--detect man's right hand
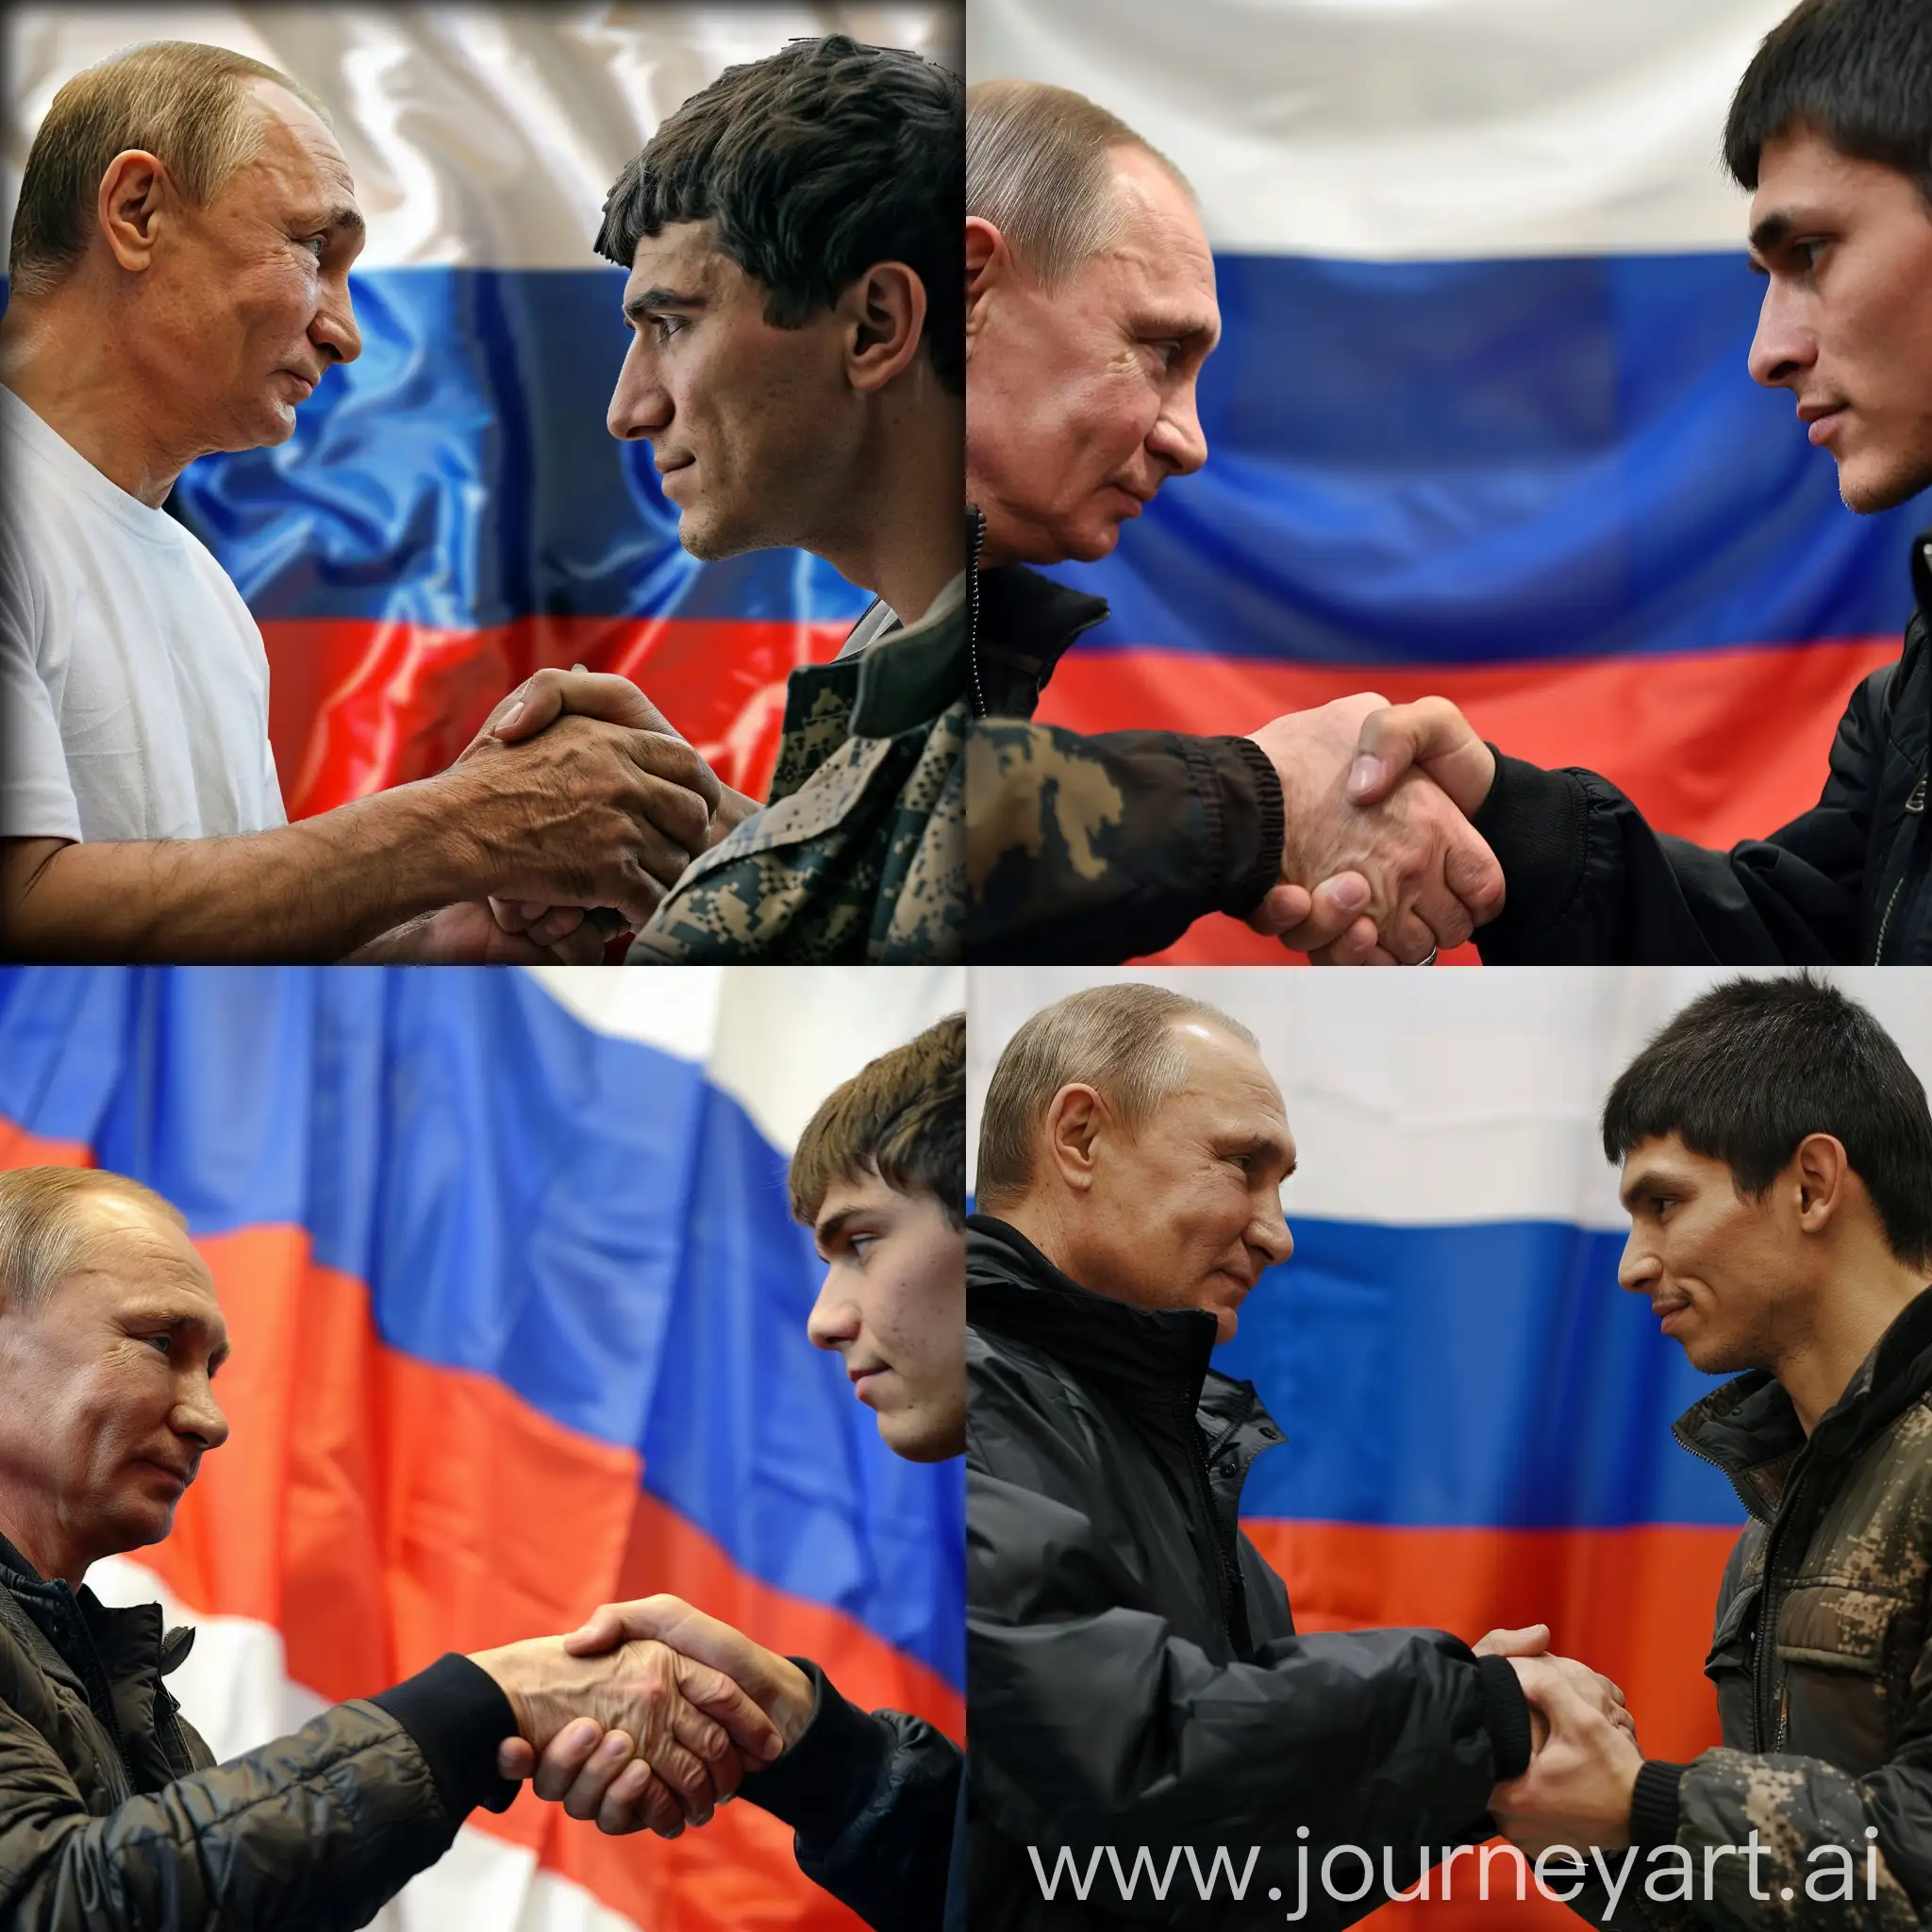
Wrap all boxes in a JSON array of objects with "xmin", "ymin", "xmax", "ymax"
[
  {"xmin": 442, "ymin": 709, "xmax": 723, "ymax": 929},
  {"xmin": 1243, "ymin": 693, "xmax": 1504, "ymax": 962},
  {"xmin": 471, "ymin": 1633, "xmax": 783, "ymax": 1836}
]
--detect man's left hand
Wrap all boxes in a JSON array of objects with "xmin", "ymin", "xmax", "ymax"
[{"xmin": 1491, "ymin": 1673, "xmax": 1645, "ymax": 1856}]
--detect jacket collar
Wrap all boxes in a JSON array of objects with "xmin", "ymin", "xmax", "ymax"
[
  {"xmin": 966, "ymin": 508, "xmax": 1111, "ymax": 721},
  {"xmin": 1674, "ymin": 1281, "xmax": 1932, "ymax": 1520},
  {"xmin": 967, "ymin": 1213, "xmax": 1224, "ymax": 1412}
]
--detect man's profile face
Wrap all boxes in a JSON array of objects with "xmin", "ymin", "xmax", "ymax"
[
  {"xmin": 608, "ymin": 221, "xmax": 853, "ymax": 560},
  {"xmin": 1071, "ymin": 1024, "xmax": 1294, "ymax": 1342},
  {"xmin": 968, "ymin": 147, "xmax": 1219, "ymax": 565},
  {"xmin": 1747, "ymin": 125, "xmax": 1932, "ymax": 513},
  {"xmin": 1616, "ymin": 1134, "xmax": 1808, "ymax": 1375},
  {"xmin": 149, "ymin": 80, "xmax": 364, "ymax": 457},
  {"xmin": 807, "ymin": 1169, "xmax": 965, "ymax": 1461},
  {"xmin": 0, "ymin": 1197, "xmax": 230, "ymax": 1575}
]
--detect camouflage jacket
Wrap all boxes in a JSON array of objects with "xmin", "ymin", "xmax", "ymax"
[
  {"xmin": 964, "ymin": 549, "xmax": 1286, "ymax": 963},
  {"xmin": 627, "ymin": 588, "xmax": 965, "ymax": 964},
  {"xmin": 1574, "ymin": 1287, "xmax": 1932, "ymax": 1931}
]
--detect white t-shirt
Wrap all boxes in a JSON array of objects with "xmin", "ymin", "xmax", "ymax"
[{"xmin": 0, "ymin": 385, "xmax": 285, "ymax": 843}]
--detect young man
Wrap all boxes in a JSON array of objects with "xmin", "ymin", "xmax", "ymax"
[
  {"xmin": 493, "ymin": 34, "xmax": 968, "ymax": 963},
  {"xmin": 504, "ymin": 1013, "xmax": 967, "ymax": 1930},
  {"xmin": 1490, "ymin": 975, "xmax": 1932, "ymax": 1926},
  {"xmin": 1323, "ymin": 0, "xmax": 1932, "ymax": 966}
]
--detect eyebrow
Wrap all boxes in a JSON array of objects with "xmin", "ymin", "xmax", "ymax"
[
  {"xmin": 1138, "ymin": 312, "xmax": 1219, "ymax": 350},
  {"xmin": 625, "ymin": 285, "xmax": 707, "ymax": 322},
  {"xmin": 126, "ymin": 1306, "xmax": 231, "ymax": 1367}
]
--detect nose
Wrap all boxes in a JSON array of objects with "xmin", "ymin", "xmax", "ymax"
[
  {"xmin": 806, "ymin": 1269, "xmax": 859, "ymax": 1353},
  {"xmin": 174, "ymin": 1375, "xmax": 229, "ymax": 1454},
  {"xmin": 607, "ymin": 335, "xmax": 671, "ymax": 442},
  {"xmin": 1249, "ymin": 1196, "xmax": 1293, "ymax": 1271},
  {"xmin": 311, "ymin": 274, "xmax": 361, "ymax": 367},
  {"xmin": 1746, "ymin": 278, "xmax": 1814, "ymax": 391},
  {"xmin": 1146, "ymin": 375, "xmax": 1208, "ymax": 477},
  {"xmin": 1617, "ymin": 1227, "xmax": 1661, "ymax": 1296}
]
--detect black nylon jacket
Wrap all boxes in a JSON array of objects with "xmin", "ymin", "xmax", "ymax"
[
  {"xmin": 1472, "ymin": 530, "xmax": 1932, "ymax": 964},
  {"xmin": 1573, "ymin": 1286, "xmax": 1932, "ymax": 1932},
  {"xmin": 964, "ymin": 535, "xmax": 1286, "ymax": 962},
  {"xmin": 0, "ymin": 1533, "xmax": 519, "ymax": 1929},
  {"xmin": 965, "ymin": 1217, "xmax": 1532, "ymax": 1930},
  {"xmin": 740, "ymin": 1657, "xmax": 961, "ymax": 1931}
]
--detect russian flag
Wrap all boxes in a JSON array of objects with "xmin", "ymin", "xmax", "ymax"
[
  {"xmin": 2, "ymin": 6, "xmax": 956, "ymax": 817},
  {"xmin": 0, "ymin": 963, "xmax": 966, "ymax": 1932},
  {"xmin": 967, "ymin": 966, "xmax": 1932, "ymax": 1928},
  {"xmin": 965, "ymin": 0, "xmax": 1925, "ymax": 964}
]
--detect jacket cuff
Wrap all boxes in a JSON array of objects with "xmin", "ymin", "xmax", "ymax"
[
  {"xmin": 1211, "ymin": 736, "xmax": 1287, "ymax": 918},
  {"xmin": 370, "ymin": 1653, "xmax": 523, "ymax": 1820},
  {"xmin": 738, "ymin": 1659, "xmax": 891, "ymax": 1839},
  {"xmin": 1470, "ymin": 752, "xmax": 1588, "ymax": 954},
  {"xmin": 1474, "ymin": 1655, "xmax": 1533, "ymax": 1782},
  {"xmin": 1628, "ymin": 1760, "xmax": 1687, "ymax": 1848}
]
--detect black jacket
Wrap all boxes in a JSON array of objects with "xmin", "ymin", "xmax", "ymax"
[
  {"xmin": 741, "ymin": 1657, "xmax": 962, "ymax": 1931},
  {"xmin": 965, "ymin": 551, "xmax": 1286, "ymax": 962},
  {"xmin": 0, "ymin": 1534, "xmax": 519, "ymax": 1928},
  {"xmin": 1474, "ymin": 530, "xmax": 1932, "ymax": 964},
  {"xmin": 965, "ymin": 1218, "xmax": 1531, "ymax": 1929}
]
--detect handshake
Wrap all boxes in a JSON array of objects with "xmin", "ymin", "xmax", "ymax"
[
  {"xmin": 1243, "ymin": 693, "xmax": 1503, "ymax": 964},
  {"xmin": 1474, "ymin": 1624, "xmax": 1646, "ymax": 1857},
  {"xmin": 472, "ymin": 1594, "xmax": 813, "ymax": 1838}
]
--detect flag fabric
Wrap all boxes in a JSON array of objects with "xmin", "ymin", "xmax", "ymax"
[
  {"xmin": 0, "ymin": 962, "xmax": 967, "ymax": 1932},
  {"xmin": 965, "ymin": 966, "xmax": 1932, "ymax": 1929},
  {"xmin": 965, "ymin": 0, "xmax": 1924, "ymax": 965},
  {"xmin": 1, "ymin": 5, "xmax": 956, "ymax": 817}
]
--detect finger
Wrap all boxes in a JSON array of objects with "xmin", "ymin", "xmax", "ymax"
[
  {"xmin": 562, "ymin": 1729, "xmax": 642, "ymax": 1823},
  {"xmin": 639, "ymin": 1732, "xmax": 715, "ymax": 1817},
  {"xmin": 1275, "ymin": 874, "xmax": 1373, "ymax": 953},
  {"xmin": 1407, "ymin": 874, "xmax": 1474, "ymax": 953},
  {"xmin": 1245, "ymin": 881, "xmax": 1311, "ymax": 938},
  {"xmin": 497, "ymin": 1737, "xmax": 536, "ymax": 1781},
  {"xmin": 607, "ymin": 859, "xmax": 669, "ymax": 928},
  {"xmin": 532, "ymin": 1719, "xmax": 607, "ymax": 1803},
  {"xmin": 1380, "ymin": 904, "xmax": 1441, "ymax": 966},
  {"xmin": 677, "ymin": 1659, "xmax": 785, "ymax": 1762},
  {"xmin": 633, "ymin": 764, "xmax": 720, "ymax": 850},
  {"xmin": 543, "ymin": 922, "xmax": 608, "ymax": 966},
  {"xmin": 530, "ymin": 906, "xmax": 586, "ymax": 947},
  {"xmin": 565, "ymin": 1607, "xmax": 637, "ymax": 1657},
  {"xmin": 1441, "ymin": 824, "xmax": 1507, "ymax": 926},
  {"xmin": 595, "ymin": 1756, "xmax": 659, "ymax": 1837},
  {"xmin": 1473, "ymin": 1624, "xmax": 1551, "ymax": 1659},
  {"xmin": 635, "ymin": 1767, "xmax": 687, "ymax": 1840},
  {"xmin": 489, "ymin": 894, "xmax": 537, "ymax": 935},
  {"xmin": 1304, "ymin": 918, "xmax": 1389, "ymax": 967},
  {"xmin": 1350, "ymin": 697, "xmax": 1492, "ymax": 813},
  {"xmin": 495, "ymin": 669, "xmax": 675, "ymax": 743}
]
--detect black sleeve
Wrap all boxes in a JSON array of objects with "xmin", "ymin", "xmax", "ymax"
[
  {"xmin": 738, "ymin": 1659, "xmax": 960, "ymax": 1932},
  {"xmin": 967, "ymin": 1465, "xmax": 1524, "ymax": 1925},
  {"xmin": 966, "ymin": 719, "xmax": 1284, "ymax": 961},
  {"xmin": 1469, "ymin": 664, "xmax": 1895, "ymax": 965}
]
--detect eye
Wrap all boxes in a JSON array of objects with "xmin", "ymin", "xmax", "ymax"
[
  {"xmin": 143, "ymin": 1333, "xmax": 174, "ymax": 1357},
  {"xmin": 647, "ymin": 314, "xmax": 688, "ymax": 343}
]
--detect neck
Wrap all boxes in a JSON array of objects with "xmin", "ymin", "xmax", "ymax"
[
  {"xmin": 0, "ymin": 1494, "xmax": 87, "ymax": 1590},
  {"xmin": 993, "ymin": 1196, "xmax": 1082, "ymax": 1284},
  {"xmin": 1774, "ymin": 1241, "xmax": 1928, "ymax": 1434},
  {"xmin": 819, "ymin": 384, "xmax": 963, "ymax": 626},
  {"xmin": 0, "ymin": 290, "xmax": 195, "ymax": 508}
]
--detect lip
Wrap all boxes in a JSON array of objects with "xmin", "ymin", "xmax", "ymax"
[
  {"xmin": 1108, "ymin": 483, "xmax": 1154, "ymax": 514},
  {"xmin": 1652, "ymin": 1301, "xmax": 1692, "ymax": 1334},
  {"xmin": 1797, "ymin": 401, "xmax": 1847, "ymax": 446},
  {"xmin": 137, "ymin": 1457, "xmax": 192, "ymax": 1490},
  {"xmin": 275, "ymin": 370, "xmax": 317, "ymax": 399}
]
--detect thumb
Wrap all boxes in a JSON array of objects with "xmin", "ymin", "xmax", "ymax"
[
  {"xmin": 1474, "ymin": 1624, "xmax": 1551, "ymax": 1658},
  {"xmin": 564, "ymin": 1606, "xmax": 645, "ymax": 1657},
  {"xmin": 1351, "ymin": 697, "xmax": 1496, "ymax": 814}
]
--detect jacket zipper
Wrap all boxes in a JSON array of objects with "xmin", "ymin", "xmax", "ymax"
[
  {"xmin": 1874, "ymin": 767, "xmax": 1928, "ymax": 963},
  {"xmin": 967, "ymin": 507, "xmax": 987, "ymax": 719},
  {"xmin": 1177, "ymin": 1393, "xmax": 1242, "ymax": 1648},
  {"xmin": 1750, "ymin": 1453, "xmax": 1816, "ymax": 1753}
]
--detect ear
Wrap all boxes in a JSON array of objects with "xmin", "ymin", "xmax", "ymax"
[
  {"xmin": 841, "ymin": 261, "xmax": 927, "ymax": 394},
  {"xmin": 1041, "ymin": 1083, "xmax": 1108, "ymax": 1195},
  {"xmin": 96, "ymin": 150, "xmax": 174, "ymax": 274},
  {"xmin": 965, "ymin": 217, "xmax": 1007, "ymax": 350},
  {"xmin": 1790, "ymin": 1132, "xmax": 1853, "ymax": 1236}
]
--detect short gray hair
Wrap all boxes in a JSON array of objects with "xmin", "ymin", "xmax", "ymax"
[
  {"xmin": 9, "ymin": 40, "xmax": 332, "ymax": 297},
  {"xmin": 0, "ymin": 1168, "xmax": 187, "ymax": 1315},
  {"xmin": 976, "ymin": 983, "xmax": 1257, "ymax": 1210},
  {"xmin": 966, "ymin": 77, "xmax": 1190, "ymax": 287}
]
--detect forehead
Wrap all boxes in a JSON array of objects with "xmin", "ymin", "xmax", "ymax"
[
  {"xmin": 1082, "ymin": 150, "xmax": 1217, "ymax": 322},
  {"xmin": 54, "ymin": 1197, "xmax": 220, "ymax": 1310},
  {"xmin": 226, "ymin": 79, "xmax": 358, "ymax": 211},
  {"xmin": 1619, "ymin": 1135, "xmax": 1734, "ymax": 1196},
  {"xmin": 624, "ymin": 221, "xmax": 739, "ymax": 296},
  {"xmin": 1751, "ymin": 124, "xmax": 1919, "ymax": 229},
  {"xmin": 1158, "ymin": 1024, "xmax": 1290, "ymax": 1132}
]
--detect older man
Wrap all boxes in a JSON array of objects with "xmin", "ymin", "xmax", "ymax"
[
  {"xmin": 0, "ymin": 1165, "xmax": 785, "ymax": 1925},
  {"xmin": 505, "ymin": 1012, "xmax": 970, "ymax": 1929},
  {"xmin": 0, "ymin": 40, "xmax": 722, "ymax": 962},
  {"xmin": 961, "ymin": 81, "xmax": 1503, "ymax": 965},
  {"xmin": 965, "ymin": 982, "xmax": 1634, "ymax": 1927}
]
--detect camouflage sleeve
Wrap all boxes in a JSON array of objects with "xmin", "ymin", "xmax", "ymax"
[{"xmin": 964, "ymin": 720, "xmax": 1285, "ymax": 962}]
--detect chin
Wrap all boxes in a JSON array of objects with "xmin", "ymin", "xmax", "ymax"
[
  {"xmin": 878, "ymin": 1405, "xmax": 967, "ymax": 1462},
  {"xmin": 1836, "ymin": 449, "xmax": 1932, "ymax": 515},
  {"xmin": 1058, "ymin": 519, "xmax": 1124, "ymax": 563}
]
